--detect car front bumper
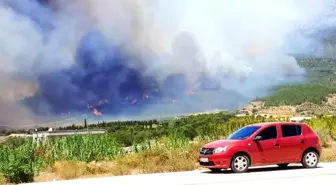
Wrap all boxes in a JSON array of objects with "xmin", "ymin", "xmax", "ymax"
[{"xmin": 199, "ymin": 153, "xmax": 231, "ymax": 169}]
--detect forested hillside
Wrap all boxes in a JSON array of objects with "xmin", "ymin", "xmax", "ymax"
[{"xmin": 261, "ymin": 57, "xmax": 336, "ymax": 106}]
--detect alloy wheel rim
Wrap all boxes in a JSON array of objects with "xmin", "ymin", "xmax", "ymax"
[
  {"xmin": 305, "ymin": 152, "xmax": 318, "ymax": 167},
  {"xmin": 234, "ymin": 156, "xmax": 248, "ymax": 171}
]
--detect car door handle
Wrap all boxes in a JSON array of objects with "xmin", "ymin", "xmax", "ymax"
[
  {"xmin": 274, "ymin": 143, "xmax": 279, "ymax": 146},
  {"xmin": 300, "ymin": 140, "xmax": 304, "ymax": 144}
]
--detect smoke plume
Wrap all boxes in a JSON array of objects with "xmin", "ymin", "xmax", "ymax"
[{"xmin": 0, "ymin": 0, "xmax": 336, "ymax": 126}]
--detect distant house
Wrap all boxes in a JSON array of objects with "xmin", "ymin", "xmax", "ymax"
[
  {"xmin": 235, "ymin": 110, "xmax": 249, "ymax": 117},
  {"xmin": 289, "ymin": 116, "xmax": 312, "ymax": 122}
]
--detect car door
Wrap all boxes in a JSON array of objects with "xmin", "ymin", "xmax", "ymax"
[
  {"xmin": 279, "ymin": 124, "xmax": 305, "ymax": 162},
  {"xmin": 250, "ymin": 125, "xmax": 282, "ymax": 164}
]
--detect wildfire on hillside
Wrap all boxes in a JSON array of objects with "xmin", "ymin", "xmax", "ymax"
[
  {"xmin": 143, "ymin": 94, "xmax": 149, "ymax": 99},
  {"xmin": 86, "ymin": 93, "xmax": 184, "ymax": 115},
  {"xmin": 87, "ymin": 99, "xmax": 108, "ymax": 109},
  {"xmin": 86, "ymin": 99, "xmax": 108, "ymax": 116},
  {"xmin": 93, "ymin": 108, "xmax": 102, "ymax": 116}
]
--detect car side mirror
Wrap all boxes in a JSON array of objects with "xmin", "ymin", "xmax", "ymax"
[{"xmin": 253, "ymin": 135, "xmax": 263, "ymax": 141}]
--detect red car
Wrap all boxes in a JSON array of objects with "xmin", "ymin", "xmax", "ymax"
[{"xmin": 199, "ymin": 122, "xmax": 321, "ymax": 173}]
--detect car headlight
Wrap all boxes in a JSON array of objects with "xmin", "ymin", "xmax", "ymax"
[{"xmin": 213, "ymin": 146, "xmax": 228, "ymax": 153}]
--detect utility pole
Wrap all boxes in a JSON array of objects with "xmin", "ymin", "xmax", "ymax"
[{"xmin": 84, "ymin": 118, "xmax": 88, "ymax": 129}]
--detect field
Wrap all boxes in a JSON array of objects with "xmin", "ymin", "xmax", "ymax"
[{"xmin": 1, "ymin": 113, "xmax": 336, "ymax": 184}]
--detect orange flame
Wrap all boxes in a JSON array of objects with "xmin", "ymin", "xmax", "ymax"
[{"xmin": 93, "ymin": 108, "xmax": 102, "ymax": 116}]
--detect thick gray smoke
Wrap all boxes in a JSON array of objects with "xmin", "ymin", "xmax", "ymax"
[{"xmin": 0, "ymin": 0, "xmax": 336, "ymax": 127}]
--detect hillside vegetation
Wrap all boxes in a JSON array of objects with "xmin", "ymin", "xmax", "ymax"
[
  {"xmin": 255, "ymin": 58, "xmax": 336, "ymax": 111},
  {"xmin": 1, "ymin": 113, "xmax": 336, "ymax": 184},
  {"xmin": 262, "ymin": 84, "xmax": 336, "ymax": 106}
]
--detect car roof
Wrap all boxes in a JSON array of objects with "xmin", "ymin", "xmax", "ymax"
[{"xmin": 250, "ymin": 121, "xmax": 305, "ymax": 127}]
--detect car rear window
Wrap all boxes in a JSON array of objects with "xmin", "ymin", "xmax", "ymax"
[{"xmin": 281, "ymin": 125, "xmax": 302, "ymax": 137}]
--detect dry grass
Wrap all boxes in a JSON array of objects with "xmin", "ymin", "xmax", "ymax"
[
  {"xmin": 117, "ymin": 148, "xmax": 197, "ymax": 174},
  {"xmin": 316, "ymin": 129, "xmax": 336, "ymax": 161},
  {"xmin": 34, "ymin": 142, "xmax": 203, "ymax": 182},
  {"xmin": 0, "ymin": 174, "xmax": 8, "ymax": 185},
  {"xmin": 316, "ymin": 128, "xmax": 334, "ymax": 148},
  {"xmin": 320, "ymin": 141, "xmax": 336, "ymax": 162},
  {"xmin": 35, "ymin": 160, "xmax": 132, "ymax": 182},
  {"xmin": 51, "ymin": 161, "xmax": 87, "ymax": 180},
  {"xmin": 0, "ymin": 174, "xmax": 14, "ymax": 185}
]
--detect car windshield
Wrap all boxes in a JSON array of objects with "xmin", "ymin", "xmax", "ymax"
[{"xmin": 227, "ymin": 126, "xmax": 261, "ymax": 140}]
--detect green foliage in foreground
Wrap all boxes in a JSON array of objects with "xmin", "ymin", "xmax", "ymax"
[
  {"xmin": 1, "ymin": 113, "xmax": 336, "ymax": 183},
  {"xmin": 261, "ymin": 84, "xmax": 336, "ymax": 106}
]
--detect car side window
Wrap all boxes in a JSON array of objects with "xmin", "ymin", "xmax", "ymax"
[
  {"xmin": 257, "ymin": 126, "xmax": 277, "ymax": 140},
  {"xmin": 281, "ymin": 125, "xmax": 302, "ymax": 137}
]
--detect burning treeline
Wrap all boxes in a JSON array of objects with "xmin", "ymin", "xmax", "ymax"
[{"xmin": 87, "ymin": 91, "xmax": 194, "ymax": 116}]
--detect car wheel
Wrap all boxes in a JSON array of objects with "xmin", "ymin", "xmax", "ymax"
[
  {"xmin": 277, "ymin": 163, "xmax": 289, "ymax": 168},
  {"xmin": 230, "ymin": 154, "xmax": 250, "ymax": 173},
  {"xmin": 209, "ymin": 168, "xmax": 222, "ymax": 172},
  {"xmin": 302, "ymin": 150, "xmax": 319, "ymax": 168}
]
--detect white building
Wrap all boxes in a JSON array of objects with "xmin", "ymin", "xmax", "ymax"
[{"xmin": 289, "ymin": 116, "xmax": 312, "ymax": 122}]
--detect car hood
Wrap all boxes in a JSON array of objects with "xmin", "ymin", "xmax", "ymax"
[{"xmin": 202, "ymin": 139, "xmax": 241, "ymax": 148}]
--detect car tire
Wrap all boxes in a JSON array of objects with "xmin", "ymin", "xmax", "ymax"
[
  {"xmin": 209, "ymin": 168, "xmax": 222, "ymax": 172},
  {"xmin": 277, "ymin": 163, "xmax": 289, "ymax": 168},
  {"xmin": 301, "ymin": 149, "xmax": 319, "ymax": 168},
  {"xmin": 230, "ymin": 153, "xmax": 250, "ymax": 173}
]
